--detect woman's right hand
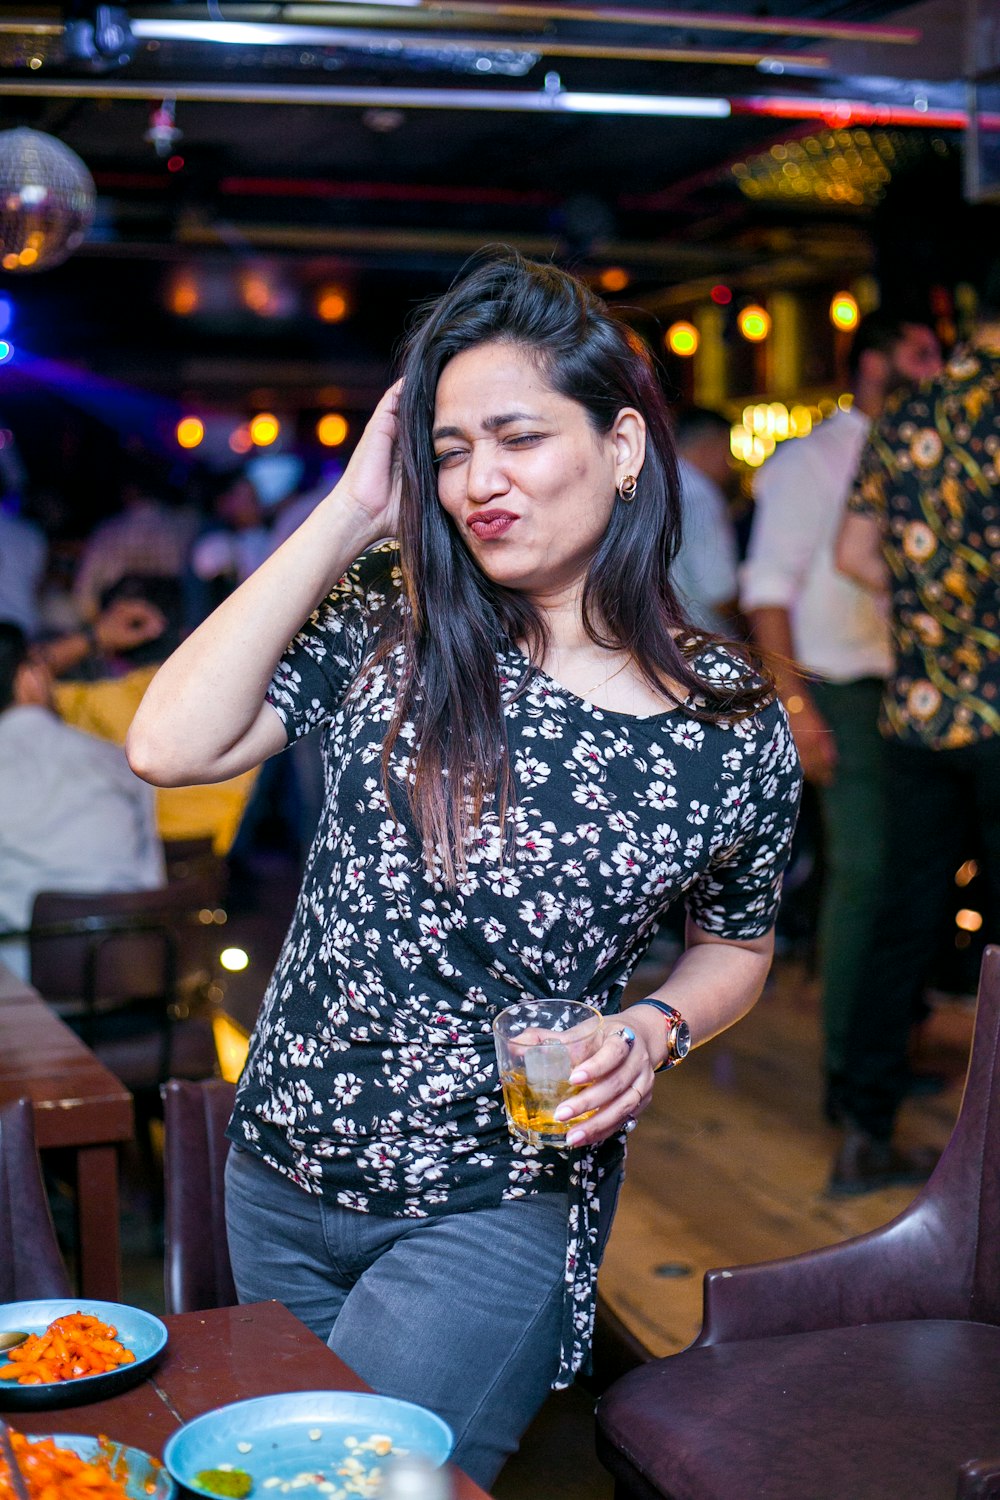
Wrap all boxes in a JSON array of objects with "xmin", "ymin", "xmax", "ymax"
[{"xmin": 337, "ymin": 380, "xmax": 403, "ymax": 543}]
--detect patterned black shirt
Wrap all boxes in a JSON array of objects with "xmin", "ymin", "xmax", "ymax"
[{"xmin": 229, "ymin": 545, "xmax": 801, "ymax": 1379}]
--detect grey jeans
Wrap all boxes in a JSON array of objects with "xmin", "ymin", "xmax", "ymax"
[{"xmin": 224, "ymin": 1147, "xmax": 571, "ymax": 1488}]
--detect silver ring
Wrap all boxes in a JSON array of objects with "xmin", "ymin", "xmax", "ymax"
[
  {"xmin": 623, "ymin": 1117, "xmax": 638, "ymax": 1134},
  {"xmin": 616, "ymin": 1025, "xmax": 636, "ymax": 1053}
]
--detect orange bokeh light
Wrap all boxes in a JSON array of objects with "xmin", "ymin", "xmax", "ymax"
[
  {"xmin": 176, "ymin": 416, "xmax": 205, "ymax": 449},
  {"xmin": 317, "ymin": 287, "xmax": 349, "ymax": 323},
  {"xmin": 665, "ymin": 321, "xmax": 699, "ymax": 357},
  {"xmin": 317, "ymin": 413, "xmax": 349, "ymax": 447},
  {"xmin": 249, "ymin": 412, "xmax": 280, "ymax": 447}
]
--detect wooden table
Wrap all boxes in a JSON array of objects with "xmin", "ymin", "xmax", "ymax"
[
  {"xmin": 0, "ymin": 959, "xmax": 133, "ymax": 1301},
  {"xmin": 2, "ymin": 1301, "xmax": 496, "ymax": 1500}
]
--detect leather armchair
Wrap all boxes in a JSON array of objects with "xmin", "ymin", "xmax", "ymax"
[
  {"xmin": 0, "ymin": 1096, "xmax": 71, "ymax": 1301},
  {"xmin": 596, "ymin": 945, "xmax": 1000, "ymax": 1500},
  {"xmin": 162, "ymin": 1077, "xmax": 237, "ymax": 1314}
]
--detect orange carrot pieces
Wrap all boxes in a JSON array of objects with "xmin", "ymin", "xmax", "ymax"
[
  {"xmin": 0, "ymin": 1433, "xmax": 132, "ymax": 1500},
  {"xmin": 0, "ymin": 1315, "xmax": 133, "ymax": 1386}
]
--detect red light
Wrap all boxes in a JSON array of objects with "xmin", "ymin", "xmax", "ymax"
[
  {"xmin": 167, "ymin": 155, "xmax": 185, "ymax": 173},
  {"xmin": 710, "ymin": 285, "xmax": 732, "ymax": 305}
]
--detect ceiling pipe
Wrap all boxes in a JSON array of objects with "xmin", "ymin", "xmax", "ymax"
[
  {"xmin": 0, "ymin": 77, "xmax": 732, "ymax": 115},
  {"xmin": 0, "ymin": 77, "xmax": 978, "ymax": 129},
  {"xmin": 128, "ymin": 20, "xmax": 827, "ymax": 69},
  {"xmin": 0, "ymin": 3, "xmax": 919, "ymax": 45},
  {"xmin": 280, "ymin": 2, "xmax": 921, "ymax": 43}
]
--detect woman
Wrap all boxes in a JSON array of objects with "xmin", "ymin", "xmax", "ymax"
[{"xmin": 127, "ymin": 252, "xmax": 801, "ymax": 1487}]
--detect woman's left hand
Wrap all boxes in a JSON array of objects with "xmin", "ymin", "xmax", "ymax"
[{"xmin": 555, "ymin": 1020, "xmax": 655, "ymax": 1148}]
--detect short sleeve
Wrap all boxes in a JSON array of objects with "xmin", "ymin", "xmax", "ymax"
[
  {"xmin": 265, "ymin": 544, "xmax": 400, "ymax": 741},
  {"xmin": 739, "ymin": 445, "xmax": 824, "ymax": 612},
  {"xmin": 846, "ymin": 427, "xmax": 891, "ymax": 520},
  {"xmin": 685, "ymin": 698, "xmax": 802, "ymax": 939}
]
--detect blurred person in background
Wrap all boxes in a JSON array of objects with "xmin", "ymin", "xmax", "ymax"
[
  {"xmin": 188, "ymin": 469, "xmax": 271, "ymax": 621},
  {"xmin": 0, "ymin": 487, "xmax": 48, "ymax": 638},
  {"xmin": 831, "ymin": 278, "xmax": 1000, "ymax": 1194},
  {"xmin": 0, "ymin": 622, "xmax": 163, "ymax": 980},
  {"xmin": 74, "ymin": 467, "xmax": 199, "ymax": 624},
  {"xmin": 41, "ymin": 575, "xmax": 258, "ymax": 857},
  {"xmin": 741, "ymin": 312, "xmax": 942, "ymax": 1132},
  {"xmin": 671, "ymin": 406, "xmax": 741, "ymax": 637}
]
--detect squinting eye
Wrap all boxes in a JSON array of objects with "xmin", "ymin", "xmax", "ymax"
[
  {"xmin": 433, "ymin": 450, "xmax": 466, "ymax": 467},
  {"xmin": 505, "ymin": 433, "xmax": 541, "ymax": 447}
]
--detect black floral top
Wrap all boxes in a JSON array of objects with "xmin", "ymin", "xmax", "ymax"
[
  {"xmin": 847, "ymin": 345, "xmax": 1000, "ymax": 748},
  {"xmin": 229, "ymin": 545, "xmax": 802, "ymax": 1383}
]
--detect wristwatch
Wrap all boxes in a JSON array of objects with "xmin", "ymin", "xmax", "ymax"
[{"xmin": 630, "ymin": 997, "xmax": 692, "ymax": 1073}]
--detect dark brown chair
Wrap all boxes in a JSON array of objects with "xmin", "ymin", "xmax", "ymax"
[
  {"xmin": 162, "ymin": 1077, "xmax": 237, "ymax": 1314},
  {"xmin": 596, "ymin": 945, "xmax": 1000, "ymax": 1500},
  {"xmin": 161, "ymin": 837, "xmax": 227, "ymax": 904},
  {"xmin": 28, "ymin": 877, "xmax": 224, "ymax": 1094},
  {"xmin": 0, "ymin": 1096, "xmax": 72, "ymax": 1301}
]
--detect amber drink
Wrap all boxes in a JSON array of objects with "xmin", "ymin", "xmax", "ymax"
[{"xmin": 493, "ymin": 1000, "xmax": 603, "ymax": 1148}]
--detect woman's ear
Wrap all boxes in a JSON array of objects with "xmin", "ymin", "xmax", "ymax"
[{"xmin": 611, "ymin": 407, "xmax": 646, "ymax": 479}]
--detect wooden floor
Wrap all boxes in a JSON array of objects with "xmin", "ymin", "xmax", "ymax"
[{"xmin": 599, "ymin": 953, "xmax": 976, "ymax": 1358}]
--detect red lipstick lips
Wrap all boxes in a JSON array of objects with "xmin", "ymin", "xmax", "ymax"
[{"xmin": 467, "ymin": 510, "xmax": 518, "ymax": 539}]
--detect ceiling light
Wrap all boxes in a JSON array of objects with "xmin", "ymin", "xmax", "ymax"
[
  {"xmin": 738, "ymin": 305, "xmax": 770, "ymax": 341},
  {"xmin": 830, "ymin": 292, "xmax": 859, "ymax": 331},
  {"xmin": 665, "ymin": 321, "xmax": 698, "ymax": 356}
]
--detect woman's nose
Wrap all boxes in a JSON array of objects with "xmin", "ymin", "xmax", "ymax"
[{"xmin": 466, "ymin": 441, "xmax": 508, "ymax": 503}]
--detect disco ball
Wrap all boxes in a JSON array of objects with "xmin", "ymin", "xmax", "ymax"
[{"xmin": 0, "ymin": 128, "xmax": 96, "ymax": 273}]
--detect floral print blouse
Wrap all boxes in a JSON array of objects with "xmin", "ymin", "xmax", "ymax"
[
  {"xmin": 848, "ymin": 345, "xmax": 1000, "ymax": 748},
  {"xmin": 229, "ymin": 545, "xmax": 802, "ymax": 1383}
]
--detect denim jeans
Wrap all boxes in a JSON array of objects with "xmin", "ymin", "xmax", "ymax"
[{"xmin": 224, "ymin": 1147, "xmax": 571, "ymax": 1488}]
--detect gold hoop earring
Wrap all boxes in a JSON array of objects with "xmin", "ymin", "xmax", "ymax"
[{"xmin": 617, "ymin": 473, "xmax": 637, "ymax": 503}]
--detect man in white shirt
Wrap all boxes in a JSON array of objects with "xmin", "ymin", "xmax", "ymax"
[
  {"xmin": 0, "ymin": 623, "xmax": 164, "ymax": 979},
  {"xmin": 672, "ymin": 408, "xmax": 740, "ymax": 637},
  {"xmin": 740, "ymin": 313, "xmax": 941, "ymax": 1129}
]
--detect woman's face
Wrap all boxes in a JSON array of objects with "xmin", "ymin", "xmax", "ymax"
[{"xmin": 432, "ymin": 340, "xmax": 643, "ymax": 607}]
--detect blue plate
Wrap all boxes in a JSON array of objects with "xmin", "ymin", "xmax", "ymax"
[
  {"xmin": 163, "ymin": 1391, "xmax": 453, "ymax": 1496},
  {"xmin": 0, "ymin": 1299, "xmax": 168, "ymax": 1410},
  {"xmin": 22, "ymin": 1434, "xmax": 176, "ymax": 1500}
]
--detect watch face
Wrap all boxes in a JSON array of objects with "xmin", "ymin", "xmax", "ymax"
[{"xmin": 673, "ymin": 1019, "xmax": 692, "ymax": 1060}]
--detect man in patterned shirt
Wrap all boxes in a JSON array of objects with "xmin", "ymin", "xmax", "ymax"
[{"xmin": 831, "ymin": 284, "xmax": 1000, "ymax": 1195}]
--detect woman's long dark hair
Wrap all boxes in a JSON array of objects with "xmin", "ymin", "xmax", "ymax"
[{"xmin": 373, "ymin": 249, "xmax": 772, "ymax": 880}]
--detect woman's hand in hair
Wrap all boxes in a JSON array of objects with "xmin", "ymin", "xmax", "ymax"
[{"xmin": 338, "ymin": 380, "xmax": 403, "ymax": 544}]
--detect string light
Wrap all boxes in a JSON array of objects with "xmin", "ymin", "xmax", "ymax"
[
  {"xmin": 219, "ymin": 947, "xmax": 250, "ymax": 972},
  {"xmin": 176, "ymin": 416, "xmax": 204, "ymax": 448},
  {"xmin": 665, "ymin": 321, "xmax": 699, "ymax": 356},
  {"xmin": 730, "ymin": 401, "xmax": 818, "ymax": 466},
  {"xmin": 710, "ymin": 284, "xmax": 732, "ymax": 305},
  {"xmin": 229, "ymin": 423, "xmax": 252, "ymax": 454},
  {"xmin": 0, "ymin": 340, "xmax": 13, "ymax": 364},
  {"xmin": 738, "ymin": 305, "xmax": 770, "ymax": 341},
  {"xmin": 731, "ymin": 128, "xmax": 944, "ymax": 209}
]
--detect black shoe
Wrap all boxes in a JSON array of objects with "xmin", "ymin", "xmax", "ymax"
[{"xmin": 827, "ymin": 1129, "xmax": 939, "ymax": 1197}]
